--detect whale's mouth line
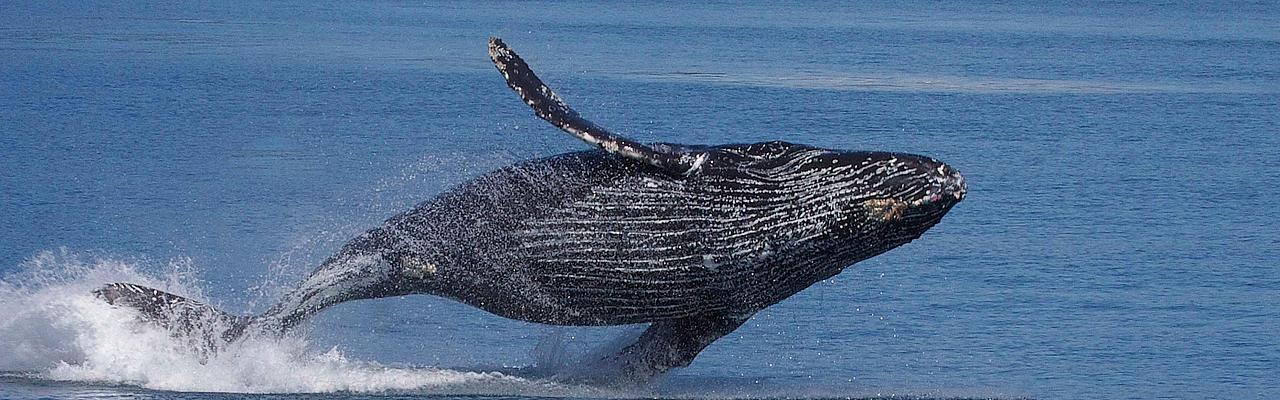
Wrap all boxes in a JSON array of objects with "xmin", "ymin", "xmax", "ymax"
[
  {"xmin": 863, "ymin": 188, "xmax": 962, "ymax": 221},
  {"xmin": 910, "ymin": 189, "xmax": 964, "ymax": 208},
  {"xmin": 910, "ymin": 193, "xmax": 942, "ymax": 208}
]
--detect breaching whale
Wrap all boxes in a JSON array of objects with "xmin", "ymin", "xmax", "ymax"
[{"xmin": 95, "ymin": 38, "xmax": 966, "ymax": 382}]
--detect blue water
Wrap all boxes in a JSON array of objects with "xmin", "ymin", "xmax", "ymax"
[{"xmin": 2, "ymin": 2, "xmax": 1278, "ymax": 399}]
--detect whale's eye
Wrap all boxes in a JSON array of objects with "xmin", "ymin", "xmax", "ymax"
[{"xmin": 862, "ymin": 198, "xmax": 908, "ymax": 222}]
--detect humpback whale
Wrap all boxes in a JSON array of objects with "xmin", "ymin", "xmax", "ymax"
[{"xmin": 95, "ymin": 38, "xmax": 966, "ymax": 382}]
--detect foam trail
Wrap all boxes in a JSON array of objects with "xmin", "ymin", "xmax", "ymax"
[{"xmin": 0, "ymin": 250, "xmax": 616, "ymax": 396}]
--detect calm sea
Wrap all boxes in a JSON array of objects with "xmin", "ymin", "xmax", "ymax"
[{"xmin": 1, "ymin": 1, "xmax": 1277, "ymax": 399}]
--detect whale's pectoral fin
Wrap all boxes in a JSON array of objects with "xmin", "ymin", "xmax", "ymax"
[
  {"xmin": 94, "ymin": 283, "xmax": 252, "ymax": 349},
  {"xmin": 488, "ymin": 37, "xmax": 709, "ymax": 177},
  {"xmin": 604, "ymin": 312, "xmax": 751, "ymax": 382}
]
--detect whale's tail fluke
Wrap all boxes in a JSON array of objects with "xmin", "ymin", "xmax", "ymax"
[
  {"xmin": 94, "ymin": 283, "xmax": 254, "ymax": 349},
  {"xmin": 92, "ymin": 249, "xmax": 406, "ymax": 351}
]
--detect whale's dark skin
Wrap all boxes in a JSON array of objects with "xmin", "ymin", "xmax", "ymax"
[{"xmin": 95, "ymin": 38, "xmax": 966, "ymax": 382}]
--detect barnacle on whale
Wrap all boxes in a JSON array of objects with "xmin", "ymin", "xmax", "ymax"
[{"xmin": 863, "ymin": 198, "xmax": 909, "ymax": 221}]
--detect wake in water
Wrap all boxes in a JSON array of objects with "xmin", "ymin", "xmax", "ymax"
[{"xmin": 0, "ymin": 250, "xmax": 628, "ymax": 395}]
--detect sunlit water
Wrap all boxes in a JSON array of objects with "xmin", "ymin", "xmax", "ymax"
[{"xmin": 2, "ymin": 2, "xmax": 1277, "ymax": 399}]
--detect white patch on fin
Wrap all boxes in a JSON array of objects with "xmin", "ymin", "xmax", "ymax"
[{"xmin": 488, "ymin": 37, "xmax": 707, "ymax": 178}]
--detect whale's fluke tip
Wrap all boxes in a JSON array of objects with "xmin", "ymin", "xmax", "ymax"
[{"xmin": 94, "ymin": 282, "xmax": 252, "ymax": 349}]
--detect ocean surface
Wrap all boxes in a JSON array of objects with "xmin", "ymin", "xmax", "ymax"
[{"xmin": 1, "ymin": 1, "xmax": 1277, "ymax": 399}]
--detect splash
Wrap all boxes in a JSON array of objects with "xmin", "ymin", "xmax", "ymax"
[
  {"xmin": 0, "ymin": 250, "xmax": 1017, "ymax": 399},
  {"xmin": 0, "ymin": 250, "xmax": 618, "ymax": 396}
]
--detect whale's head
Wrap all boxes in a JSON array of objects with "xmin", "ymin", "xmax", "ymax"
[
  {"xmin": 718, "ymin": 141, "xmax": 964, "ymax": 258},
  {"xmin": 819, "ymin": 150, "xmax": 966, "ymax": 251},
  {"xmin": 709, "ymin": 144, "xmax": 963, "ymax": 266},
  {"xmin": 845, "ymin": 152, "xmax": 965, "ymax": 215}
]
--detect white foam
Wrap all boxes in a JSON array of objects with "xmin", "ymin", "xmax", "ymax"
[
  {"xmin": 0, "ymin": 250, "xmax": 618, "ymax": 396},
  {"xmin": 0, "ymin": 250, "xmax": 1024, "ymax": 399}
]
